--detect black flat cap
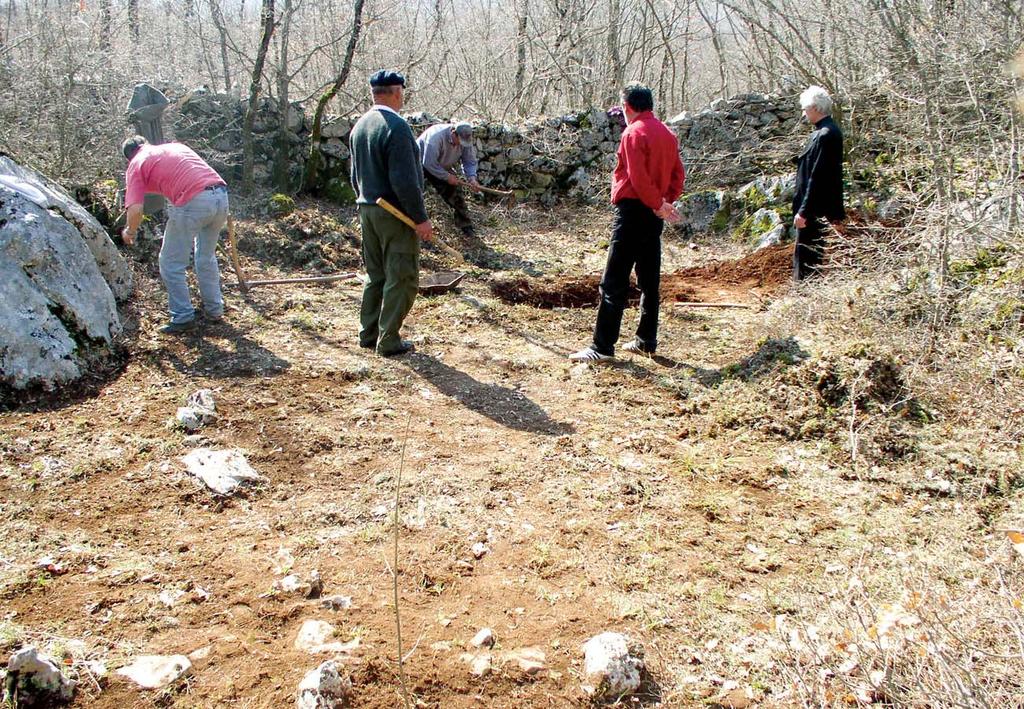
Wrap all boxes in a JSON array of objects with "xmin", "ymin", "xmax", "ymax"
[{"xmin": 369, "ymin": 70, "xmax": 406, "ymax": 87}]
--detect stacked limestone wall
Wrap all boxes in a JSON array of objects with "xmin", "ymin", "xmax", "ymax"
[{"xmin": 171, "ymin": 88, "xmax": 803, "ymax": 204}]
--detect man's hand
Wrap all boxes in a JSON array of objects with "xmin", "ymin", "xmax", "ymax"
[
  {"xmin": 794, "ymin": 213, "xmax": 807, "ymax": 229},
  {"xmin": 415, "ymin": 220, "xmax": 434, "ymax": 242},
  {"xmin": 446, "ymin": 174, "xmax": 460, "ymax": 186},
  {"xmin": 123, "ymin": 204, "xmax": 143, "ymax": 247},
  {"xmin": 655, "ymin": 200, "xmax": 681, "ymax": 224},
  {"xmin": 468, "ymin": 178, "xmax": 482, "ymax": 193}
]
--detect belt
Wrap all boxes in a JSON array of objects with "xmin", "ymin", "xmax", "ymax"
[{"xmin": 204, "ymin": 184, "xmax": 227, "ymax": 192}]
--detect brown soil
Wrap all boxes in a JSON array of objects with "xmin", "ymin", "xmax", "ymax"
[
  {"xmin": 1, "ymin": 205, "xmax": 1005, "ymax": 708},
  {"xmin": 489, "ymin": 243, "xmax": 792, "ymax": 308}
]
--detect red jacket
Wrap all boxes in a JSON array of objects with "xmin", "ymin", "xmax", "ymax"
[{"xmin": 610, "ymin": 111, "xmax": 685, "ymax": 210}]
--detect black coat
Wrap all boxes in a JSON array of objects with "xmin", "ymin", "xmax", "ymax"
[{"xmin": 792, "ymin": 115, "xmax": 845, "ymax": 222}]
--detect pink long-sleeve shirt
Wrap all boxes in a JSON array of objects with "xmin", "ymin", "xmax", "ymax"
[{"xmin": 124, "ymin": 143, "xmax": 224, "ymax": 208}]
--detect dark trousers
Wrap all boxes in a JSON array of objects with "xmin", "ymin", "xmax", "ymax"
[
  {"xmin": 424, "ymin": 172, "xmax": 473, "ymax": 231},
  {"xmin": 592, "ymin": 199, "xmax": 663, "ymax": 355},
  {"xmin": 793, "ymin": 217, "xmax": 826, "ymax": 281}
]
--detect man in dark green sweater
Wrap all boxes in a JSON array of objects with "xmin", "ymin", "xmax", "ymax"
[{"xmin": 349, "ymin": 70, "xmax": 434, "ymax": 356}]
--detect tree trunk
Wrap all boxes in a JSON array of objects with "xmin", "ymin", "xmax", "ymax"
[
  {"xmin": 128, "ymin": 0, "xmax": 139, "ymax": 42},
  {"xmin": 606, "ymin": 0, "xmax": 623, "ymax": 104},
  {"xmin": 513, "ymin": 0, "xmax": 528, "ymax": 116},
  {"xmin": 99, "ymin": 0, "xmax": 111, "ymax": 51},
  {"xmin": 302, "ymin": 0, "xmax": 365, "ymax": 192},
  {"xmin": 273, "ymin": 0, "xmax": 294, "ymax": 192},
  {"xmin": 242, "ymin": 0, "xmax": 275, "ymax": 192},
  {"xmin": 209, "ymin": 0, "xmax": 232, "ymax": 93}
]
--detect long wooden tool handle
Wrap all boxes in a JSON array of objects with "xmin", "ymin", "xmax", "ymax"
[
  {"xmin": 375, "ymin": 198, "xmax": 465, "ymax": 264},
  {"xmin": 375, "ymin": 197, "xmax": 417, "ymax": 228},
  {"xmin": 225, "ymin": 215, "xmax": 249, "ymax": 293},
  {"xmin": 240, "ymin": 273, "xmax": 361, "ymax": 287},
  {"xmin": 457, "ymin": 180, "xmax": 513, "ymax": 197}
]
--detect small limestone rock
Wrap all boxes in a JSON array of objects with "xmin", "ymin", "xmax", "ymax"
[
  {"xmin": 5, "ymin": 646, "xmax": 76, "ymax": 705},
  {"xmin": 294, "ymin": 620, "xmax": 360, "ymax": 655},
  {"xmin": 320, "ymin": 595, "xmax": 353, "ymax": 611},
  {"xmin": 278, "ymin": 571, "xmax": 323, "ymax": 598},
  {"xmin": 116, "ymin": 655, "xmax": 192, "ymax": 689},
  {"xmin": 174, "ymin": 389, "xmax": 218, "ymax": 432},
  {"xmin": 581, "ymin": 632, "xmax": 644, "ymax": 701},
  {"xmin": 182, "ymin": 448, "xmax": 263, "ymax": 495},
  {"xmin": 468, "ymin": 651, "xmax": 491, "ymax": 680},
  {"xmin": 471, "ymin": 542, "xmax": 489, "ymax": 559},
  {"xmin": 276, "ymin": 574, "xmax": 311, "ymax": 595},
  {"xmin": 296, "ymin": 660, "xmax": 351, "ymax": 709},
  {"xmin": 503, "ymin": 647, "xmax": 546, "ymax": 675},
  {"xmin": 470, "ymin": 628, "xmax": 495, "ymax": 649}
]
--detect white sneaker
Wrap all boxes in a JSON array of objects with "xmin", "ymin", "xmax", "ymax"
[{"xmin": 569, "ymin": 347, "xmax": 614, "ymax": 363}]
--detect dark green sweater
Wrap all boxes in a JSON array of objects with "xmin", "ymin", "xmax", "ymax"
[{"xmin": 349, "ymin": 107, "xmax": 428, "ymax": 224}]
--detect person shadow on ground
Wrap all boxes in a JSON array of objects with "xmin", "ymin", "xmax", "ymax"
[
  {"xmin": 399, "ymin": 352, "xmax": 574, "ymax": 435},
  {"xmin": 157, "ymin": 320, "xmax": 291, "ymax": 379}
]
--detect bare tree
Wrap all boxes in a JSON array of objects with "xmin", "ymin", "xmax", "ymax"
[
  {"xmin": 242, "ymin": 0, "xmax": 275, "ymax": 191},
  {"xmin": 303, "ymin": 0, "xmax": 364, "ymax": 191}
]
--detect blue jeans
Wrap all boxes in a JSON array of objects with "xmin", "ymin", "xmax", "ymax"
[{"xmin": 159, "ymin": 186, "xmax": 229, "ymax": 323}]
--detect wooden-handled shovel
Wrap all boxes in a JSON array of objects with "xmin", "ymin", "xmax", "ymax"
[{"xmin": 375, "ymin": 198, "xmax": 466, "ymax": 264}]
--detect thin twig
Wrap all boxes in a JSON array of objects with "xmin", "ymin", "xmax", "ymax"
[{"xmin": 392, "ymin": 414, "xmax": 413, "ymax": 709}]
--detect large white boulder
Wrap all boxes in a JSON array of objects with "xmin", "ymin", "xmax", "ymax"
[{"xmin": 0, "ymin": 155, "xmax": 132, "ymax": 391}]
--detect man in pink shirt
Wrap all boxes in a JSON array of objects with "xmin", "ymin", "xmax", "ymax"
[
  {"xmin": 570, "ymin": 84, "xmax": 684, "ymax": 362},
  {"xmin": 121, "ymin": 136, "xmax": 229, "ymax": 334}
]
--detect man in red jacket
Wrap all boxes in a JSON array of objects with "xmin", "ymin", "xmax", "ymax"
[{"xmin": 570, "ymin": 84, "xmax": 685, "ymax": 362}]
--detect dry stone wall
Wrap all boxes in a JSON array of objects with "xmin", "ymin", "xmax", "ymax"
[{"xmin": 171, "ymin": 89, "xmax": 803, "ymax": 204}]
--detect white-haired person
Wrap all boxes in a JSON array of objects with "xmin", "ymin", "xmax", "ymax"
[{"xmin": 791, "ymin": 85, "xmax": 845, "ymax": 280}]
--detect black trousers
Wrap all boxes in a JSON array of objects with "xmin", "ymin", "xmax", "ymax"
[
  {"xmin": 424, "ymin": 172, "xmax": 473, "ymax": 231},
  {"xmin": 793, "ymin": 217, "xmax": 826, "ymax": 281},
  {"xmin": 592, "ymin": 199, "xmax": 663, "ymax": 355}
]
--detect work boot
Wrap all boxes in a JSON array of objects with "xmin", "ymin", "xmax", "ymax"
[
  {"xmin": 159, "ymin": 319, "xmax": 197, "ymax": 335},
  {"xmin": 379, "ymin": 340, "xmax": 415, "ymax": 357}
]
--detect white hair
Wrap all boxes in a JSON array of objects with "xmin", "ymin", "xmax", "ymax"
[{"xmin": 799, "ymin": 85, "xmax": 833, "ymax": 115}]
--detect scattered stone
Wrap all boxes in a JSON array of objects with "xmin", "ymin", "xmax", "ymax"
[
  {"xmin": 116, "ymin": 655, "xmax": 192, "ymax": 689},
  {"xmin": 459, "ymin": 651, "xmax": 492, "ymax": 677},
  {"xmin": 294, "ymin": 620, "xmax": 360, "ymax": 655},
  {"xmin": 4, "ymin": 646, "xmax": 76, "ymax": 706},
  {"xmin": 276, "ymin": 571, "xmax": 322, "ymax": 598},
  {"xmin": 158, "ymin": 588, "xmax": 185, "ymax": 607},
  {"xmin": 320, "ymin": 595, "xmax": 353, "ymax": 611},
  {"xmin": 581, "ymin": 632, "xmax": 645, "ymax": 701},
  {"xmin": 714, "ymin": 686, "xmax": 754, "ymax": 708},
  {"xmin": 276, "ymin": 575, "xmax": 309, "ymax": 595},
  {"xmin": 174, "ymin": 389, "xmax": 218, "ymax": 432},
  {"xmin": 470, "ymin": 628, "xmax": 495, "ymax": 649},
  {"xmin": 182, "ymin": 448, "xmax": 264, "ymax": 495},
  {"xmin": 296, "ymin": 660, "xmax": 352, "ymax": 709},
  {"xmin": 35, "ymin": 556, "xmax": 67, "ymax": 575},
  {"xmin": 471, "ymin": 542, "xmax": 489, "ymax": 559},
  {"xmin": 502, "ymin": 647, "xmax": 546, "ymax": 675}
]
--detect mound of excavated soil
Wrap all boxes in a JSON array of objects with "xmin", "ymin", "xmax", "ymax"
[{"xmin": 490, "ymin": 243, "xmax": 793, "ymax": 308}]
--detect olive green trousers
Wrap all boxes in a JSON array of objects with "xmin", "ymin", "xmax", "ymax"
[{"xmin": 358, "ymin": 205, "xmax": 420, "ymax": 354}]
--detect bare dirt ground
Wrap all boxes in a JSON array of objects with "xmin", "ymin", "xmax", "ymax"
[{"xmin": 2, "ymin": 199, "xmax": 1022, "ymax": 708}]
